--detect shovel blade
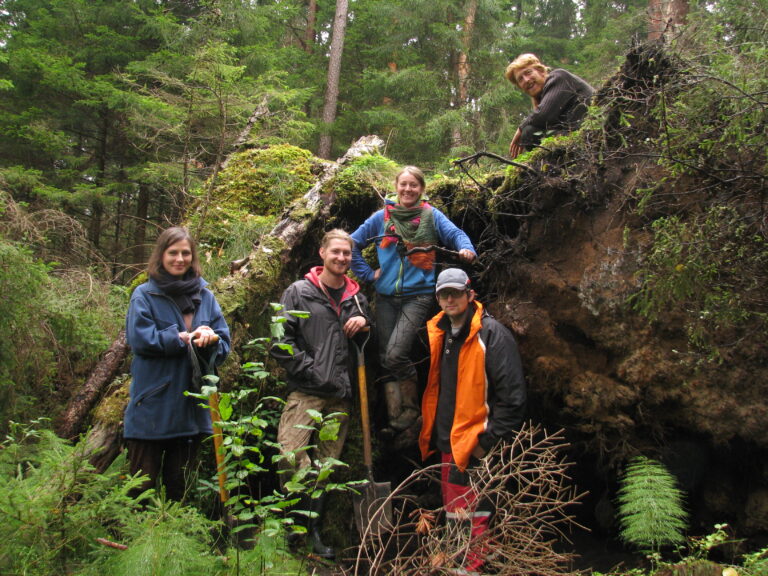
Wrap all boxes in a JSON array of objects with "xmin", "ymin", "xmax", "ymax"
[{"xmin": 353, "ymin": 480, "xmax": 393, "ymax": 537}]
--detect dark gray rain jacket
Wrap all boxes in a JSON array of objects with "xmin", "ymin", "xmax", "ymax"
[{"xmin": 270, "ymin": 266, "xmax": 370, "ymax": 399}]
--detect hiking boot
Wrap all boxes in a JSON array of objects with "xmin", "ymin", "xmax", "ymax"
[{"xmin": 387, "ymin": 378, "xmax": 420, "ymax": 431}]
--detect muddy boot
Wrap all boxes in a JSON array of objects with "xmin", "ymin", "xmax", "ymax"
[
  {"xmin": 393, "ymin": 415, "xmax": 423, "ymax": 450},
  {"xmin": 308, "ymin": 494, "xmax": 335, "ymax": 559},
  {"xmin": 380, "ymin": 381, "xmax": 402, "ymax": 439},
  {"xmin": 388, "ymin": 378, "xmax": 419, "ymax": 432}
]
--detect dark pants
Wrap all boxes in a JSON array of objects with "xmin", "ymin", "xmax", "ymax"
[
  {"xmin": 126, "ymin": 436, "xmax": 202, "ymax": 502},
  {"xmin": 376, "ymin": 293, "xmax": 433, "ymax": 382}
]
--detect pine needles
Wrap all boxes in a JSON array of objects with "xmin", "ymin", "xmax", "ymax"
[{"xmin": 617, "ymin": 455, "xmax": 688, "ymax": 553}]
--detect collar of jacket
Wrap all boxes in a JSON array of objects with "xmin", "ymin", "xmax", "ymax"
[
  {"xmin": 431, "ymin": 301, "xmax": 483, "ymax": 339},
  {"xmin": 304, "ymin": 265, "xmax": 360, "ymax": 300}
]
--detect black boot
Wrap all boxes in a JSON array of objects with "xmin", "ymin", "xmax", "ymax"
[
  {"xmin": 308, "ymin": 494, "xmax": 335, "ymax": 559},
  {"xmin": 285, "ymin": 493, "xmax": 309, "ymax": 551}
]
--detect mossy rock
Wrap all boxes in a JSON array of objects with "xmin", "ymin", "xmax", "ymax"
[{"xmin": 189, "ymin": 144, "xmax": 317, "ymax": 246}]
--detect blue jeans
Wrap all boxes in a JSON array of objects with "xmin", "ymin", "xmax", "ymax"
[{"xmin": 375, "ymin": 293, "xmax": 433, "ymax": 382}]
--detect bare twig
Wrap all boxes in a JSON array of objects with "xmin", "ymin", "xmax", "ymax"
[{"xmin": 346, "ymin": 423, "xmax": 585, "ymax": 576}]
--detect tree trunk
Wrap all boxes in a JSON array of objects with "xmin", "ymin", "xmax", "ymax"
[
  {"xmin": 133, "ymin": 185, "xmax": 150, "ymax": 268},
  {"xmin": 55, "ymin": 330, "xmax": 129, "ymax": 441},
  {"xmin": 648, "ymin": 0, "xmax": 689, "ymax": 41},
  {"xmin": 452, "ymin": 0, "xmax": 478, "ymax": 150},
  {"xmin": 317, "ymin": 0, "xmax": 349, "ymax": 159},
  {"xmin": 304, "ymin": 0, "xmax": 317, "ymax": 53}
]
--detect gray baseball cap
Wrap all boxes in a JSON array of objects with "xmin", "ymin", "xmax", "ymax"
[{"xmin": 435, "ymin": 268, "xmax": 471, "ymax": 293}]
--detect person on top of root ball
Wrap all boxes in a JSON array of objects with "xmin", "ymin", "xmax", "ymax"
[
  {"xmin": 506, "ymin": 52, "xmax": 594, "ymax": 159},
  {"xmin": 351, "ymin": 166, "xmax": 476, "ymax": 449}
]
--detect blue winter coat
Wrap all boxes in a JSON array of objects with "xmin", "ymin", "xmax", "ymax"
[
  {"xmin": 350, "ymin": 202, "xmax": 475, "ymax": 296},
  {"xmin": 124, "ymin": 277, "xmax": 231, "ymax": 440}
]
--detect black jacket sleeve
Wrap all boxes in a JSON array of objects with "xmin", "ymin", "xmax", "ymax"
[
  {"xmin": 269, "ymin": 283, "xmax": 315, "ymax": 380},
  {"xmin": 519, "ymin": 69, "xmax": 594, "ymax": 146},
  {"xmin": 477, "ymin": 318, "xmax": 527, "ymax": 451}
]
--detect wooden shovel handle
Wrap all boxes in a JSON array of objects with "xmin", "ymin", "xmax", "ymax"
[
  {"xmin": 208, "ymin": 391, "xmax": 229, "ymax": 504},
  {"xmin": 190, "ymin": 332, "xmax": 227, "ymax": 503},
  {"xmin": 353, "ymin": 328, "xmax": 374, "ymax": 474}
]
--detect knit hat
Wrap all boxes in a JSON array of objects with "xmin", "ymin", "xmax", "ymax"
[{"xmin": 435, "ymin": 268, "xmax": 471, "ymax": 293}]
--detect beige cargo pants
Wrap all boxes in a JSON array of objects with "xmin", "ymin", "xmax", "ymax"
[{"xmin": 276, "ymin": 390, "xmax": 351, "ymax": 485}]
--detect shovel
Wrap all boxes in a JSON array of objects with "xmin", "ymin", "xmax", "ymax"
[
  {"xmin": 351, "ymin": 328, "xmax": 393, "ymax": 538},
  {"xmin": 189, "ymin": 334, "xmax": 228, "ymax": 505}
]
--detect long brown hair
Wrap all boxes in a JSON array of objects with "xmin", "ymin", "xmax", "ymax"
[{"xmin": 147, "ymin": 227, "xmax": 202, "ymax": 280}]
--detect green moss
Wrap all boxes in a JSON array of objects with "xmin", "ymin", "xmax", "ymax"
[
  {"xmin": 189, "ymin": 144, "xmax": 315, "ymax": 246},
  {"xmin": 331, "ymin": 153, "xmax": 399, "ymax": 200},
  {"xmin": 93, "ymin": 376, "xmax": 131, "ymax": 425}
]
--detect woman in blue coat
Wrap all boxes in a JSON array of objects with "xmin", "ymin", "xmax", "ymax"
[{"xmin": 124, "ymin": 226, "xmax": 231, "ymax": 501}]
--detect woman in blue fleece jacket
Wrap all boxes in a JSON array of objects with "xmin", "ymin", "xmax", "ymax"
[
  {"xmin": 350, "ymin": 166, "xmax": 475, "ymax": 445},
  {"xmin": 124, "ymin": 227, "xmax": 230, "ymax": 501}
]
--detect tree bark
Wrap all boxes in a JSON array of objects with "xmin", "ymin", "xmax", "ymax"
[
  {"xmin": 648, "ymin": 0, "xmax": 689, "ymax": 41},
  {"xmin": 452, "ymin": 0, "xmax": 478, "ymax": 150},
  {"xmin": 55, "ymin": 330, "xmax": 129, "ymax": 441},
  {"xmin": 317, "ymin": 0, "xmax": 349, "ymax": 159},
  {"xmin": 132, "ymin": 185, "xmax": 150, "ymax": 268},
  {"xmin": 304, "ymin": 0, "xmax": 317, "ymax": 53}
]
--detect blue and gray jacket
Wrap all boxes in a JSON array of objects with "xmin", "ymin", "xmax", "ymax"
[{"xmin": 350, "ymin": 202, "xmax": 475, "ymax": 296}]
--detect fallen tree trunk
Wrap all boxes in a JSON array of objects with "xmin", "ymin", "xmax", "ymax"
[{"xmin": 56, "ymin": 330, "xmax": 129, "ymax": 441}]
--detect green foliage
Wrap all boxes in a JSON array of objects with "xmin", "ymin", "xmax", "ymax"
[
  {"xmin": 0, "ymin": 421, "xmax": 147, "ymax": 575},
  {"xmin": 87, "ymin": 499, "xmax": 222, "ymax": 576},
  {"xmin": 630, "ymin": 205, "xmax": 768, "ymax": 359},
  {"xmin": 198, "ymin": 215, "xmax": 275, "ymax": 283},
  {"xmin": 0, "ymin": 217, "xmax": 126, "ymax": 432},
  {"xmin": 617, "ymin": 456, "xmax": 688, "ymax": 553},
  {"xmin": 189, "ymin": 305, "xmax": 359, "ymax": 557},
  {"xmin": 0, "ymin": 418, "xmax": 309, "ymax": 576},
  {"xmin": 742, "ymin": 544, "xmax": 768, "ymax": 576},
  {"xmin": 332, "ymin": 153, "xmax": 399, "ymax": 200},
  {"xmin": 189, "ymin": 144, "xmax": 314, "ymax": 247}
]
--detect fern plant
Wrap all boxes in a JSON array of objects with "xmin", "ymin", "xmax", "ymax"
[{"xmin": 616, "ymin": 455, "xmax": 688, "ymax": 553}]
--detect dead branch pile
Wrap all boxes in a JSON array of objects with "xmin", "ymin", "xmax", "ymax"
[{"xmin": 348, "ymin": 424, "xmax": 584, "ymax": 576}]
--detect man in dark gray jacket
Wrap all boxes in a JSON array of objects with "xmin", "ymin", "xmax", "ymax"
[
  {"xmin": 270, "ymin": 228, "xmax": 370, "ymax": 559},
  {"xmin": 506, "ymin": 53, "xmax": 594, "ymax": 158}
]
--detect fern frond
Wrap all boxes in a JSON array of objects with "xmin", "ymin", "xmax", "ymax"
[{"xmin": 617, "ymin": 455, "xmax": 688, "ymax": 552}]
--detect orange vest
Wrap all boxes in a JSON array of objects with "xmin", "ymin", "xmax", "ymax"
[{"xmin": 419, "ymin": 301, "xmax": 489, "ymax": 471}]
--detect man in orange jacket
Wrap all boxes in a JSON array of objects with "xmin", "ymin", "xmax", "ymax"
[{"xmin": 419, "ymin": 268, "xmax": 527, "ymax": 575}]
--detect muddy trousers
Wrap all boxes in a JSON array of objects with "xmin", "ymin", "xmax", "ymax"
[
  {"xmin": 441, "ymin": 452, "xmax": 492, "ymax": 573},
  {"xmin": 276, "ymin": 391, "xmax": 351, "ymax": 473},
  {"xmin": 277, "ymin": 391, "xmax": 350, "ymax": 559},
  {"xmin": 126, "ymin": 436, "xmax": 202, "ymax": 502}
]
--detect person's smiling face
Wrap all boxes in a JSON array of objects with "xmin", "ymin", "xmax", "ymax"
[
  {"xmin": 396, "ymin": 171, "xmax": 425, "ymax": 208},
  {"xmin": 320, "ymin": 238, "xmax": 352, "ymax": 277},
  {"xmin": 514, "ymin": 66, "xmax": 548, "ymax": 99},
  {"xmin": 162, "ymin": 239, "xmax": 193, "ymax": 277}
]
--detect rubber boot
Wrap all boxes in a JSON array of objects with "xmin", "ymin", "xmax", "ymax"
[
  {"xmin": 388, "ymin": 378, "xmax": 419, "ymax": 431},
  {"xmin": 308, "ymin": 494, "xmax": 335, "ymax": 559},
  {"xmin": 285, "ymin": 493, "xmax": 309, "ymax": 551},
  {"xmin": 383, "ymin": 380, "xmax": 403, "ymax": 423}
]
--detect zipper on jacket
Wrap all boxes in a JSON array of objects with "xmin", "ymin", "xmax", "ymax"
[{"xmin": 135, "ymin": 380, "xmax": 171, "ymax": 406}]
